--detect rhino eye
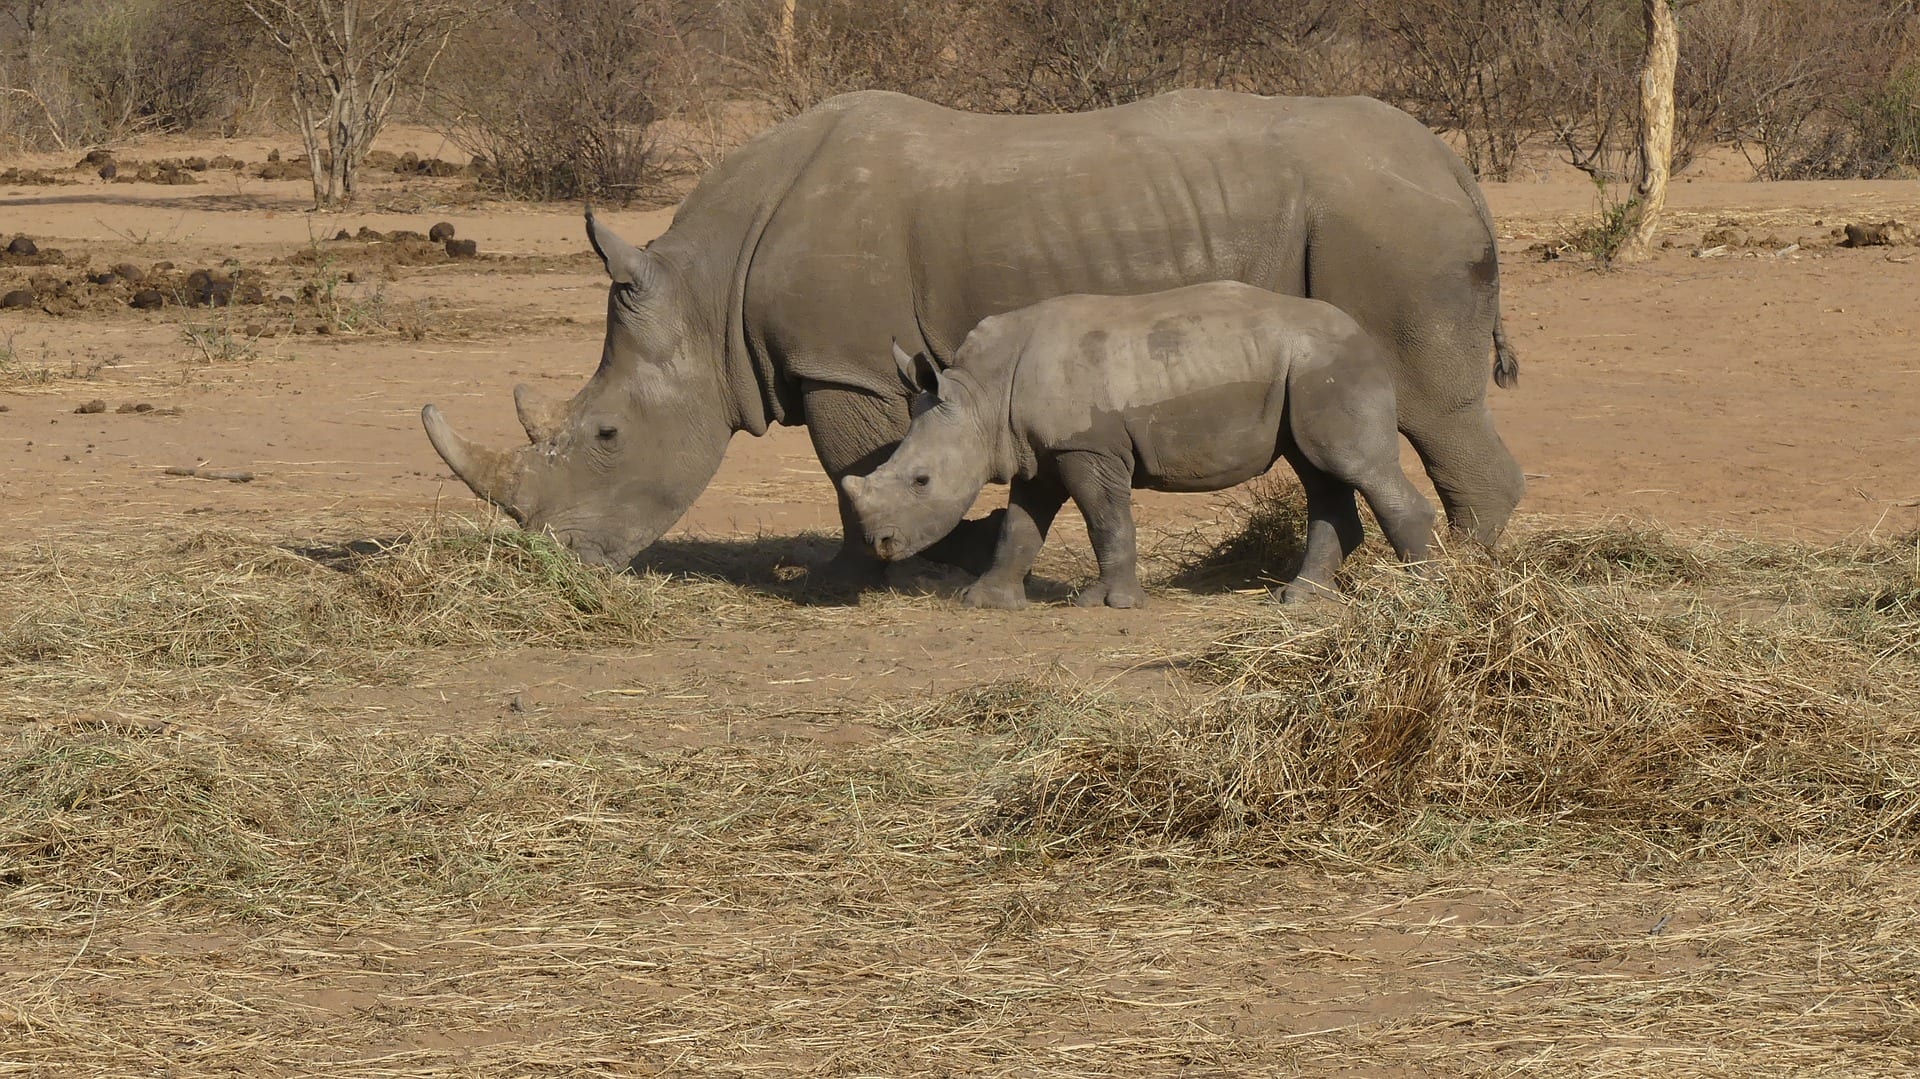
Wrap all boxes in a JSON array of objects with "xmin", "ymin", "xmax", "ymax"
[
  {"xmin": 913, "ymin": 474, "xmax": 930, "ymax": 488},
  {"xmin": 596, "ymin": 424, "xmax": 618, "ymax": 442}
]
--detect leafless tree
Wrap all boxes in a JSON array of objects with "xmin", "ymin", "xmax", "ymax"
[{"xmin": 239, "ymin": 0, "xmax": 473, "ymax": 208}]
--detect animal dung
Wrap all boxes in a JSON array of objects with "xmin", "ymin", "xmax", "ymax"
[
  {"xmin": 164, "ymin": 465, "xmax": 255, "ymax": 483},
  {"xmin": 1841, "ymin": 220, "xmax": 1912, "ymax": 247},
  {"xmin": 7, "ymin": 235, "xmax": 37, "ymax": 256},
  {"xmin": 74, "ymin": 399, "xmax": 107, "ymax": 414},
  {"xmin": 429, "ymin": 221, "xmax": 456, "ymax": 242},
  {"xmin": 129, "ymin": 289, "xmax": 165, "ymax": 310},
  {"xmin": 1, "ymin": 288, "xmax": 33, "ymax": 309},
  {"xmin": 445, "ymin": 238, "xmax": 478, "ymax": 258}
]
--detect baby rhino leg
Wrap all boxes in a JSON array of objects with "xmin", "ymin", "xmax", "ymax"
[
  {"xmin": 1055, "ymin": 451, "xmax": 1148, "ymax": 609},
  {"xmin": 960, "ymin": 472, "xmax": 1068, "ymax": 610},
  {"xmin": 1278, "ymin": 449, "xmax": 1364, "ymax": 604}
]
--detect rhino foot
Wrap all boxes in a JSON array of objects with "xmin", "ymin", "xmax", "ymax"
[
  {"xmin": 1275, "ymin": 577, "xmax": 1342, "ymax": 605},
  {"xmin": 1074, "ymin": 581, "xmax": 1147, "ymax": 609},
  {"xmin": 960, "ymin": 578, "xmax": 1029, "ymax": 610},
  {"xmin": 817, "ymin": 548, "xmax": 888, "ymax": 593}
]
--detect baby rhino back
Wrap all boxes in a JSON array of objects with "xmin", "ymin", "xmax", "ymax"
[{"xmin": 1012, "ymin": 282, "xmax": 1365, "ymax": 492}]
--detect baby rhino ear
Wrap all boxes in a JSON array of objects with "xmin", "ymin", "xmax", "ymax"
[{"xmin": 891, "ymin": 339, "xmax": 946, "ymax": 398}]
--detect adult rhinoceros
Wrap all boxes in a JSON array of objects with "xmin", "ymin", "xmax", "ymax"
[{"xmin": 422, "ymin": 89, "xmax": 1523, "ymax": 581}]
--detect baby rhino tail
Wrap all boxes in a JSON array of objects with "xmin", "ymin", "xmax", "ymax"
[{"xmin": 1493, "ymin": 317, "xmax": 1520, "ymax": 390}]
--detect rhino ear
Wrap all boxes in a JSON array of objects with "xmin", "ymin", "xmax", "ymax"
[
  {"xmin": 891, "ymin": 339, "xmax": 945, "ymax": 398},
  {"xmin": 585, "ymin": 205, "xmax": 657, "ymax": 291}
]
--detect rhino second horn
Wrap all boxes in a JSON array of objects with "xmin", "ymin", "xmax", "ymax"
[
  {"xmin": 422, "ymin": 404, "xmax": 526, "ymax": 520},
  {"xmin": 513, "ymin": 383, "xmax": 566, "ymax": 444}
]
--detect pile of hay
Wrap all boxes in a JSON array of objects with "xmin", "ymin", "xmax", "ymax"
[
  {"xmin": 987, "ymin": 549, "xmax": 1920, "ymax": 861},
  {"xmin": 0, "ymin": 520, "xmax": 726, "ymax": 707}
]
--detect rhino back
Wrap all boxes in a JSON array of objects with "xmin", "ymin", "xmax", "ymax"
[
  {"xmin": 1000, "ymin": 285, "xmax": 1358, "ymax": 492},
  {"xmin": 740, "ymin": 91, "xmax": 1486, "ymax": 401}
]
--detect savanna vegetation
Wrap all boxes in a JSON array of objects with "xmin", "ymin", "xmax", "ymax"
[
  {"xmin": 4, "ymin": 0, "xmax": 1919, "ymax": 205},
  {"xmin": 5, "ymin": 505, "xmax": 1919, "ymax": 1072},
  {"xmin": 6, "ymin": 2, "xmax": 1920, "ymax": 1074}
]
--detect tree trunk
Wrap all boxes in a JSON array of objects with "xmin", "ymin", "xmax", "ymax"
[
  {"xmin": 777, "ymin": 0, "xmax": 798, "ymax": 87},
  {"xmin": 1617, "ymin": 0, "xmax": 1679, "ymax": 263},
  {"xmin": 294, "ymin": 79, "xmax": 327, "ymax": 209}
]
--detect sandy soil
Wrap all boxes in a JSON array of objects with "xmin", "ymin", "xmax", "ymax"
[{"xmin": 4, "ymin": 127, "xmax": 1919, "ymax": 1074}]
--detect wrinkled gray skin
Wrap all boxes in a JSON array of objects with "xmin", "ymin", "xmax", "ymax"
[
  {"xmin": 421, "ymin": 90, "xmax": 1521, "ymax": 582},
  {"xmin": 841, "ymin": 284, "xmax": 1437, "ymax": 607}
]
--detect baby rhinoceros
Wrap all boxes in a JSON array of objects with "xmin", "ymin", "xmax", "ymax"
[{"xmin": 840, "ymin": 282, "xmax": 1437, "ymax": 608}]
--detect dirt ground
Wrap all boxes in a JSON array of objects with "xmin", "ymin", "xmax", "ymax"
[{"xmin": 3, "ymin": 129, "xmax": 1919, "ymax": 1075}]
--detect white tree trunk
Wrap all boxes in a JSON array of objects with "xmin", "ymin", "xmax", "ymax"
[{"xmin": 1618, "ymin": 0, "xmax": 1679, "ymax": 263}]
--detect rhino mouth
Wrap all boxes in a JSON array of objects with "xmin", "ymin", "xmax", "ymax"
[{"xmin": 868, "ymin": 529, "xmax": 910, "ymax": 562}]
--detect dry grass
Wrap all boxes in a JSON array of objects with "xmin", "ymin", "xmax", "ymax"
[
  {"xmin": 5, "ymin": 517, "xmax": 1920, "ymax": 1074},
  {"xmin": 0, "ymin": 517, "xmax": 743, "ymax": 712},
  {"xmin": 1154, "ymin": 475, "xmax": 1312, "ymax": 593},
  {"xmin": 990, "ymin": 540, "xmax": 1920, "ymax": 862}
]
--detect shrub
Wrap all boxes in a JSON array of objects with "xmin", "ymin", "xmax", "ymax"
[{"xmin": 436, "ymin": 0, "xmax": 715, "ymax": 203}]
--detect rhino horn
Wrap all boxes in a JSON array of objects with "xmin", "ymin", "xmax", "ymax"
[
  {"xmin": 422, "ymin": 404, "xmax": 526, "ymax": 521},
  {"xmin": 584, "ymin": 205, "xmax": 655, "ymax": 290},
  {"xmin": 513, "ymin": 383, "xmax": 566, "ymax": 444}
]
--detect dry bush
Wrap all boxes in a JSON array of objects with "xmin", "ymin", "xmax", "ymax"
[
  {"xmin": 1355, "ymin": 0, "xmax": 1555, "ymax": 180},
  {"xmin": 434, "ymin": 0, "xmax": 715, "ymax": 202},
  {"xmin": 996, "ymin": 0, "xmax": 1265, "ymax": 112},
  {"xmin": 733, "ymin": 1, "xmax": 1367, "ymax": 120},
  {"xmin": 1230, "ymin": 3, "xmax": 1376, "ymax": 98},
  {"xmin": 1698, "ymin": 0, "xmax": 1920, "ymax": 179},
  {"xmin": 0, "ymin": 0, "xmax": 254, "ymax": 151},
  {"xmin": 729, "ymin": 0, "xmax": 1000, "ymax": 116},
  {"xmin": 986, "ymin": 545, "xmax": 1920, "ymax": 861}
]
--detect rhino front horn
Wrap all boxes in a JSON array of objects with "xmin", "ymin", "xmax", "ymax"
[
  {"xmin": 513, "ymin": 383, "xmax": 566, "ymax": 444},
  {"xmin": 422, "ymin": 404, "xmax": 526, "ymax": 520}
]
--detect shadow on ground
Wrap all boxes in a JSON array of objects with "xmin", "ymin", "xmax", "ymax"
[{"xmin": 286, "ymin": 520, "xmax": 1285, "ymax": 609}]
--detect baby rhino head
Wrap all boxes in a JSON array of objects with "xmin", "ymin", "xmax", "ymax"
[{"xmin": 840, "ymin": 343, "xmax": 996, "ymax": 562}]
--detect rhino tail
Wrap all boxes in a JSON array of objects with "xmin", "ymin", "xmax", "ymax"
[{"xmin": 1493, "ymin": 318, "xmax": 1519, "ymax": 390}]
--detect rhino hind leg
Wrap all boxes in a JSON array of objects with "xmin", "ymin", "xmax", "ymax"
[{"xmin": 1276, "ymin": 450, "xmax": 1365, "ymax": 605}]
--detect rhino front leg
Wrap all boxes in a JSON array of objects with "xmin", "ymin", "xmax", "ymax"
[
  {"xmin": 802, "ymin": 381, "xmax": 907, "ymax": 589},
  {"xmin": 802, "ymin": 380, "xmax": 1004, "ymax": 586},
  {"xmin": 1399, "ymin": 396, "xmax": 1524, "ymax": 547},
  {"xmin": 1055, "ymin": 451, "xmax": 1148, "ymax": 609},
  {"xmin": 960, "ymin": 472, "xmax": 1066, "ymax": 610}
]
